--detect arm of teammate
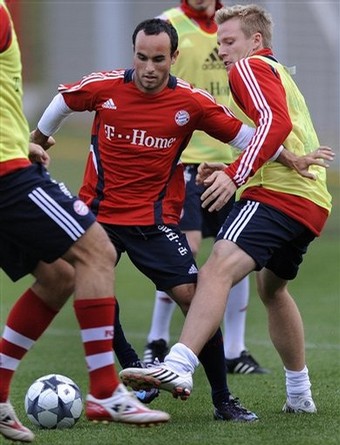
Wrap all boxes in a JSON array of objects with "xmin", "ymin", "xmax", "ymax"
[
  {"xmin": 200, "ymin": 57, "xmax": 335, "ymax": 211},
  {"xmin": 198, "ymin": 145, "xmax": 335, "ymax": 211},
  {"xmin": 227, "ymin": 123, "xmax": 335, "ymax": 179},
  {"xmin": 30, "ymin": 93, "xmax": 74, "ymax": 150},
  {"xmin": 196, "ymin": 146, "xmax": 335, "ymax": 185},
  {"xmin": 225, "ymin": 60, "xmax": 293, "ymax": 187},
  {"xmin": 221, "ymin": 116, "xmax": 332, "ymax": 176},
  {"xmin": 277, "ymin": 146, "xmax": 335, "ymax": 180}
]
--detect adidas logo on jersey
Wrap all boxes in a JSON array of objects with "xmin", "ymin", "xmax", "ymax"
[
  {"xmin": 202, "ymin": 47, "xmax": 224, "ymax": 70},
  {"xmin": 188, "ymin": 264, "xmax": 198, "ymax": 275},
  {"xmin": 102, "ymin": 98, "xmax": 117, "ymax": 109}
]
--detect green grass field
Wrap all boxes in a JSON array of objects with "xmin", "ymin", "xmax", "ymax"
[{"xmin": 0, "ymin": 129, "xmax": 339, "ymax": 445}]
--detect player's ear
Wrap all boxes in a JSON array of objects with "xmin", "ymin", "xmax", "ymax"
[
  {"xmin": 252, "ymin": 32, "xmax": 262, "ymax": 50},
  {"xmin": 171, "ymin": 49, "xmax": 179, "ymax": 65}
]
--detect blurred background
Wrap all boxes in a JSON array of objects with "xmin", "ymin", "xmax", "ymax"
[{"xmin": 7, "ymin": 0, "xmax": 340, "ymax": 171}]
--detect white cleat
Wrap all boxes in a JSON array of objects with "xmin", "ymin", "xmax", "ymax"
[
  {"xmin": 120, "ymin": 363, "xmax": 193, "ymax": 400},
  {"xmin": 0, "ymin": 401, "xmax": 34, "ymax": 443},
  {"xmin": 282, "ymin": 396, "xmax": 317, "ymax": 413},
  {"xmin": 86, "ymin": 383, "xmax": 170, "ymax": 426}
]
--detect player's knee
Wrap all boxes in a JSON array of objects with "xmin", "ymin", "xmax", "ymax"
[
  {"xmin": 33, "ymin": 260, "xmax": 75, "ymax": 309},
  {"xmin": 73, "ymin": 222, "xmax": 117, "ymax": 268},
  {"xmin": 171, "ymin": 283, "xmax": 195, "ymax": 314},
  {"xmin": 258, "ymin": 283, "xmax": 287, "ymax": 306},
  {"xmin": 91, "ymin": 236, "xmax": 116, "ymax": 269}
]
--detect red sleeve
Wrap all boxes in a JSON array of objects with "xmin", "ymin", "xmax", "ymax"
[
  {"xmin": 226, "ymin": 57, "xmax": 293, "ymax": 186},
  {"xmin": 191, "ymin": 87, "xmax": 243, "ymax": 143},
  {"xmin": 58, "ymin": 72, "xmax": 106, "ymax": 112},
  {"xmin": 0, "ymin": 5, "xmax": 12, "ymax": 53}
]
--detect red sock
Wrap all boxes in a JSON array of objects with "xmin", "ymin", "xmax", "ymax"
[
  {"xmin": 74, "ymin": 297, "xmax": 119, "ymax": 399},
  {"xmin": 0, "ymin": 289, "xmax": 58, "ymax": 402}
]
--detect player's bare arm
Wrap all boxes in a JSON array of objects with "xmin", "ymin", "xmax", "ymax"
[
  {"xmin": 196, "ymin": 146, "xmax": 335, "ymax": 185},
  {"xmin": 278, "ymin": 146, "xmax": 335, "ymax": 180},
  {"xmin": 198, "ymin": 146, "xmax": 335, "ymax": 212}
]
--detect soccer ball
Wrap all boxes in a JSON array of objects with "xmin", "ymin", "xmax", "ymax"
[{"xmin": 24, "ymin": 374, "xmax": 83, "ymax": 429}]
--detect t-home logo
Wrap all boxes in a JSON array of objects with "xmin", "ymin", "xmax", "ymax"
[{"xmin": 104, "ymin": 125, "xmax": 176, "ymax": 149}]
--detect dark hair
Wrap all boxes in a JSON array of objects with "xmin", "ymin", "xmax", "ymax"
[{"xmin": 132, "ymin": 18, "xmax": 178, "ymax": 56}]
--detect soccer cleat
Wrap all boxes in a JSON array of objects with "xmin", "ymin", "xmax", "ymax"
[
  {"xmin": 123, "ymin": 360, "xmax": 160, "ymax": 404},
  {"xmin": 282, "ymin": 396, "xmax": 317, "ymax": 413},
  {"xmin": 214, "ymin": 396, "xmax": 259, "ymax": 422},
  {"xmin": 143, "ymin": 339, "xmax": 169, "ymax": 365},
  {"xmin": 0, "ymin": 401, "xmax": 34, "ymax": 443},
  {"xmin": 134, "ymin": 388, "xmax": 159, "ymax": 404},
  {"xmin": 120, "ymin": 362, "xmax": 192, "ymax": 400},
  {"xmin": 86, "ymin": 383, "xmax": 170, "ymax": 426},
  {"xmin": 225, "ymin": 350, "xmax": 270, "ymax": 374}
]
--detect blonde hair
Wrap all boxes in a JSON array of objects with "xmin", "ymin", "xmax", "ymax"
[{"xmin": 215, "ymin": 4, "xmax": 273, "ymax": 48}]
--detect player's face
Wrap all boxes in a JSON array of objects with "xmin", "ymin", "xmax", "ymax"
[
  {"xmin": 187, "ymin": 0, "xmax": 216, "ymax": 13},
  {"xmin": 133, "ymin": 30, "xmax": 178, "ymax": 94},
  {"xmin": 217, "ymin": 18, "xmax": 262, "ymax": 73}
]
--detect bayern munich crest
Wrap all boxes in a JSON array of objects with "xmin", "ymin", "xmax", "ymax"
[
  {"xmin": 175, "ymin": 110, "xmax": 190, "ymax": 126},
  {"xmin": 73, "ymin": 200, "xmax": 89, "ymax": 216}
]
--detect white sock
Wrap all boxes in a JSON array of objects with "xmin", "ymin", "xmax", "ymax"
[
  {"xmin": 164, "ymin": 343, "xmax": 199, "ymax": 374},
  {"xmin": 147, "ymin": 290, "xmax": 176, "ymax": 343},
  {"xmin": 223, "ymin": 276, "xmax": 249, "ymax": 358},
  {"xmin": 285, "ymin": 365, "xmax": 312, "ymax": 399}
]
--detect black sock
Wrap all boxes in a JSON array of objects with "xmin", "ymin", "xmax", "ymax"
[
  {"xmin": 198, "ymin": 328, "xmax": 231, "ymax": 406},
  {"xmin": 113, "ymin": 299, "xmax": 140, "ymax": 368}
]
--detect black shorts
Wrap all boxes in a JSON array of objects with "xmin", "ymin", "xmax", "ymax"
[
  {"xmin": 216, "ymin": 199, "xmax": 315, "ymax": 280},
  {"xmin": 101, "ymin": 223, "xmax": 198, "ymax": 291},
  {"xmin": 0, "ymin": 163, "xmax": 96, "ymax": 281},
  {"xmin": 180, "ymin": 164, "xmax": 234, "ymax": 238}
]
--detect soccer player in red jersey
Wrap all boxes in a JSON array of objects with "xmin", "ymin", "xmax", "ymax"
[
  {"xmin": 31, "ymin": 18, "xmax": 332, "ymax": 422},
  {"xmin": 143, "ymin": 0, "xmax": 270, "ymax": 376}
]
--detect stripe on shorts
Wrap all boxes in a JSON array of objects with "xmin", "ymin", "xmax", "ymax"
[
  {"xmin": 223, "ymin": 200, "xmax": 259, "ymax": 241},
  {"xmin": 28, "ymin": 187, "xmax": 85, "ymax": 240}
]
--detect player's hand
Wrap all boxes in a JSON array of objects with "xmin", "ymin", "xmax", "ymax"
[
  {"xmin": 30, "ymin": 129, "xmax": 56, "ymax": 151},
  {"xmin": 201, "ymin": 170, "xmax": 237, "ymax": 212},
  {"xmin": 295, "ymin": 146, "xmax": 335, "ymax": 180},
  {"xmin": 28, "ymin": 142, "xmax": 51, "ymax": 167},
  {"xmin": 278, "ymin": 146, "xmax": 335, "ymax": 180},
  {"xmin": 196, "ymin": 162, "xmax": 226, "ymax": 184}
]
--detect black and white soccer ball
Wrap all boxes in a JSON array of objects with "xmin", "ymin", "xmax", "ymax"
[{"xmin": 24, "ymin": 374, "xmax": 83, "ymax": 429}]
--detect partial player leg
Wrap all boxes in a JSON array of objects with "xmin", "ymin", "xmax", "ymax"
[
  {"xmin": 114, "ymin": 299, "xmax": 159, "ymax": 404},
  {"xmin": 67, "ymin": 223, "xmax": 170, "ymax": 425},
  {"xmin": 224, "ymin": 276, "xmax": 269, "ymax": 374},
  {"xmin": 0, "ymin": 260, "xmax": 73, "ymax": 443},
  {"xmin": 257, "ymin": 268, "xmax": 316, "ymax": 413},
  {"xmin": 143, "ymin": 290, "xmax": 175, "ymax": 364}
]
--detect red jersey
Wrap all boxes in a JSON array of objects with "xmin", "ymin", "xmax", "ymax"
[
  {"xmin": 225, "ymin": 49, "xmax": 330, "ymax": 235},
  {"xmin": 59, "ymin": 69, "xmax": 242, "ymax": 226}
]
